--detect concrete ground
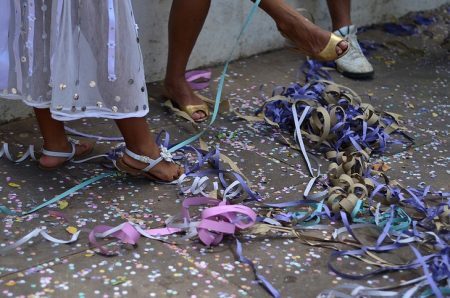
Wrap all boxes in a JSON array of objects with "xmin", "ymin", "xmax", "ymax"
[{"xmin": 0, "ymin": 6, "xmax": 448, "ymax": 298}]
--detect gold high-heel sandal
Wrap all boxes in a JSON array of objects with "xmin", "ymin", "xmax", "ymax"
[
  {"xmin": 182, "ymin": 103, "xmax": 210, "ymax": 122},
  {"xmin": 164, "ymin": 93, "xmax": 211, "ymax": 123},
  {"xmin": 286, "ymin": 32, "xmax": 349, "ymax": 61},
  {"xmin": 314, "ymin": 33, "xmax": 349, "ymax": 61}
]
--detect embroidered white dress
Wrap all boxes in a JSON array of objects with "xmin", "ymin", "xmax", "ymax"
[{"xmin": 0, "ymin": 0, "xmax": 149, "ymax": 121}]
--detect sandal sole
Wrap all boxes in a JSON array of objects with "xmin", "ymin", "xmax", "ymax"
[{"xmin": 337, "ymin": 69, "xmax": 375, "ymax": 80}]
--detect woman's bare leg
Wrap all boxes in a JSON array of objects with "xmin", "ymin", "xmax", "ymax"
[
  {"xmin": 258, "ymin": 0, "xmax": 348, "ymax": 56},
  {"xmin": 34, "ymin": 108, "xmax": 93, "ymax": 168},
  {"xmin": 115, "ymin": 118, "xmax": 183, "ymax": 182},
  {"xmin": 164, "ymin": 0, "xmax": 211, "ymax": 121}
]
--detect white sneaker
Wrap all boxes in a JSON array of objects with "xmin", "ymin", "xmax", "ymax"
[{"xmin": 334, "ymin": 25, "xmax": 374, "ymax": 79}]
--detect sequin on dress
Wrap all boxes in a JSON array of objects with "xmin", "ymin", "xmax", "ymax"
[{"xmin": 0, "ymin": 0, "xmax": 148, "ymax": 121}]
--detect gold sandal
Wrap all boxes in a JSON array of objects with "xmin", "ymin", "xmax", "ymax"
[
  {"xmin": 182, "ymin": 103, "xmax": 210, "ymax": 122},
  {"xmin": 314, "ymin": 33, "xmax": 349, "ymax": 61},
  {"xmin": 164, "ymin": 96, "xmax": 210, "ymax": 123},
  {"xmin": 284, "ymin": 32, "xmax": 349, "ymax": 61}
]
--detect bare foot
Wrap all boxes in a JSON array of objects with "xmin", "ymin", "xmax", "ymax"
[
  {"xmin": 39, "ymin": 140, "xmax": 94, "ymax": 169},
  {"xmin": 164, "ymin": 78, "xmax": 207, "ymax": 122},
  {"xmin": 278, "ymin": 13, "xmax": 348, "ymax": 58},
  {"xmin": 121, "ymin": 144, "xmax": 184, "ymax": 182}
]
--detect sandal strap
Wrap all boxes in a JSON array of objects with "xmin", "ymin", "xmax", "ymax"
[
  {"xmin": 124, "ymin": 146, "xmax": 173, "ymax": 172},
  {"xmin": 42, "ymin": 140, "xmax": 76, "ymax": 160}
]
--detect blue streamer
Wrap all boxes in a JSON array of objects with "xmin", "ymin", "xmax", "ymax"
[{"xmin": 0, "ymin": 172, "xmax": 115, "ymax": 216}]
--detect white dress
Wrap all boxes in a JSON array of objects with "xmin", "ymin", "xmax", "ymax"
[{"xmin": 0, "ymin": 0, "xmax": 149, "ymax": 121}]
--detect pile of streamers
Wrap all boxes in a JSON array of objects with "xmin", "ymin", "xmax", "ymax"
[{"xmin": 251, "ymin": 74, "xmax": 449, "ymax": 297}]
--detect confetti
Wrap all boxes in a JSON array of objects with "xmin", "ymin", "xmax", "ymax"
[
  {"xmin": 58, "ymin": 200, "xmax": 69, "ymax": 210},
  {"xmin": 65, "ymin": 226, "xmax": 78, "ymax": 235},
  {"xmin": 8, "ymin": 182, "xmax": 20, "ymax": 188}
]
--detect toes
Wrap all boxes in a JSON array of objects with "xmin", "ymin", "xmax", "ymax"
[
  {"xmin": 177, "ymin": 165, "xmax": 184, "ymax": 177},
  {"xmin": 75, "ymin": 142, "xmax": 94, "ymax": 156},
  {"xmin": 154, "ymin": 164, "xmax": 184, "ymax": 182},
  {"xmin": 157, "ymin": 171, "xmax": 172, "ymax": 182},
  {"xmin": 192, "ymin": 111, "xmax": 206, "ymax": 121},
  {"xmin": 172, "ymin": 165, "xmax": 184, "ymax": 181},
  {"xmin": 191, "ymin": 112, "xmax": 201, "ymax": 121},
  {"xmin": 337, "ymin": 40, "xmax": 349, "ymax": 55},
  {"xmin": 83, "ymin": 142, "xmax": 95, "ymax": 152},
  {"xmin": 171, "ymin": 165, "xmax": 183, "ymax": 181}
]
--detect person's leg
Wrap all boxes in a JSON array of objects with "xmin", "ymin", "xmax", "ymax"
[
  {"xmin": 326, "ymin": 0, "xmax": 374, "ymax": 78},
  {"xmin": 35, "ymin": 108, "xmax": 93, "ymax": 168},
  {"xmin": 164, "ymin": 0, "xmax": 211, "ymax": 122},
  {"xmin": 327, "ymin": 0, "xmax": 352, "ymax": 31},
  {"xmin": 115, "ymin": 118, "xmax": 183, "ymax": 181},
  {"xmin": 164, "ymin": 0, "xmax": 347, "ymax": 122},
  {"xmin": 258, "ymin": 0, "xmax": 348, "ymax": 56}
]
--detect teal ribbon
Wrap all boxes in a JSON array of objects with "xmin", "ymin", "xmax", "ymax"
[
  {"xmin": 351, "ymin": 199, "xmax": 363, "ymax": 219},
  {"xmin": 352, "ymin": 203, "xmax": 411, "ymax": 233},
  {"xmin": 0, "ymin": 172, "xmax": 116, "ymax": 216},
  {"xmin": 420, "ymin": 287, "xmax": 450, "ymax": 298},
  {"xmin": 169, "ymin": 0, "xmax": 261, "ymax": 153}
]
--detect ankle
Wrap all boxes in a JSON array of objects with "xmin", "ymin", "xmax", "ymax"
[
  {"xmin": 43, "ymin": 138, "xmax": 70, "ymax": 152},
  {"xmin": 163, "ymin": 78, "xmax": 193, "ymax": 100},
  {"xmin": 332, "ymin": 22, "xmax": 352, "ymax": 32},
  {"xmin": 164, "ymin": 74, "xmax": 186, "ymax": 87},
  {"xmin": 125, "ymin": 142, "xmax": 160, "ymax": 159}
]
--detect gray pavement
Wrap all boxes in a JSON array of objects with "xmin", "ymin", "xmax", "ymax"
[{"xmin": 0, "ymin": 6, "xmax": 449, "ymax": 298}]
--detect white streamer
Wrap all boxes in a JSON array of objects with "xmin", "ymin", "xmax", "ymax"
[
  {"xmin": 0, "ymin": 227, "xmax": 80, "ymax": 255},
  {"xmin": 0, "ymin": 143, "xmax": 37, "ymax": 162}
]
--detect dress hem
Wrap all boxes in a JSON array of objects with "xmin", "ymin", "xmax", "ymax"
[
  {"xmin": 51, "ymin": 109, "xmax": 149, "ymax": 121},
  {"xmin": 1, "ymin": 94, "xmax": 150, "ymax": 121}
]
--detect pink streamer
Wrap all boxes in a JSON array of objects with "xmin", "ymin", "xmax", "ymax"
[
  {"xmin": 89, "ymin": 197, "xmax": 257, "ymax": 254},
  {"xmin": 89, "ymin": 223, "xmax": 140, "ymax": 255},
  {"xmin": 185, "ymin": 70, "xmax": 212, "ymax": 90},
  {"xmin": 182, "ymin": 197, "xmax": 257, "ymax": 246}
]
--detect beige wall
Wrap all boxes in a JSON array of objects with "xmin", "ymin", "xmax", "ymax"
[{"xmin": 133, "ymin": 0, "xmax": 449, "ymax": 81}]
